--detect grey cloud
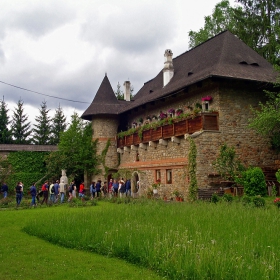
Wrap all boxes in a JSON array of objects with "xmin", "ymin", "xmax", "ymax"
[
  {"xmin": 80, "ymin": 3, "xmax": 177, "ymax": 54},
  {"xmin": 10, "ymin": 3, "xmax": 76, "ymax": 38}
]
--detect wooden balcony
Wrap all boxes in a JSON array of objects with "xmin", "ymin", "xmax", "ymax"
[{"xmin": 117, "ymin": 112, "xmax": 219, "ymax": 148}]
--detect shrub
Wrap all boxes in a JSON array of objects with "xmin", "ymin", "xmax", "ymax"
[
  {"xmin": 235, "ymin": 167, "xmax": 267, "ymax": 197},
  {"xmin": 222, "ymin": 193, "xmax": 233, "ymax": 202},
  {"xmin": 276, "ymin": 169, "xmax": 280, "ymax": 184},
  {"xmin": 211, "ymin": 193, "xmax": 220, "ymax": 204},
  {"xmin": 241, "ymin": 195, "xmax": 251, "ymax": 206},
  {"xmin": 252, "ymin": 196, "xmax": 266, "ymax": 208},
  {"xmin": 273, "ymin": 197, "xmax": 280, "ymax": 208}
]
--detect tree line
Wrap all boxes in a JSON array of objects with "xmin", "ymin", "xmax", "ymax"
[
  {"xmin": 0, "ymin": 99, "xmax": 67, "ymax": 145},
  {"xmin": 188, "ymin": 0, "xmax": 280, "ymax": 66}
]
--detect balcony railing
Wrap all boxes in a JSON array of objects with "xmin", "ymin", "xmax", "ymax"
[{"xmin": 117, "ymin": 112, "xmax": 219, "ymax": 148}]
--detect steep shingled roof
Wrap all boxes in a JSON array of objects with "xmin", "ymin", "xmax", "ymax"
[
  {"xmin": 82, "ymin": 74, "xmax": 125, "ymax": 120},
  {"xmin": 82, "ymin": 31, "xmax": 278, "ymax": 119},
  {"xmin": 120, "ymin": 30, "xmax": 277, "ymax": 112}
]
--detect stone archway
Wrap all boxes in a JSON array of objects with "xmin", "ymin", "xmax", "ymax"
[{"xmin": 131, "ymin": 171, "xmax": 140, "ymax": 198}]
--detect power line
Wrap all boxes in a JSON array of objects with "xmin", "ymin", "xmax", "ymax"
[{"xmin": 0, "ymin": 80, "xmax": 90, "ymax": 104}]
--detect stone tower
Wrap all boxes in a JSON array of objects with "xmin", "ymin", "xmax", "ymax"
[{"xmin": 81, "ymin": 74, "xmax": 121, "ymax": 184}]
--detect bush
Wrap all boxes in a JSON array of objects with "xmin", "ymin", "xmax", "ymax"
[
  {"xmin": 211, "ymin": 193, "xmax": 220, "ymax": 204},
  {"xmin": 241, "ymin": 195, "xmax": 251, "ymax": 206},
  {"xmin": 222, "ymin": 193, "xmax": 233, "ymax": 202},
  {"xmin": 235, "ymin": 167, "xmax": 267, "ymax": 197},
  {"xmin": 252, "ymin": 196, "xmax": 266, "ymax": 208}
]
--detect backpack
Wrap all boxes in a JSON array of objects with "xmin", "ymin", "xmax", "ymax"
[{"xmin": 51, "ymin": 185, "xmax": 55, "ymax": 194}]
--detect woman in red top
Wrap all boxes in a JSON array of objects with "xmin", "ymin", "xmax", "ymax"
[{"xmin": 79, "ymin": 182, "xmax": 85, "ymax": 201}]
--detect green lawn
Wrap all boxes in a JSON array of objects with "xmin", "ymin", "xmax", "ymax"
[
  {"xmin": 1, "ymin": 198, "xmax": 280, "ymax": 279},
  {"xmin": 0, "ymin": 205, "xmax": 164, "ymax": 280}
]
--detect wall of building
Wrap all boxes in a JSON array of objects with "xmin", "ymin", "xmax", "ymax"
[
  {"xmin": 116, "ymin": 80, "xmax": 280, "ymax": 199},
  {"xmin": 91, "ymin": 116, "xmax": 119, "ymax": 184}
]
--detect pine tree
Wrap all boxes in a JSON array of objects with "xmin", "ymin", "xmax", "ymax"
[
  {"xmin": 33, "ymin": 101, "xmax": 52, "ymax": 145},
  {"xmin": 11, "ymin": 99, "xmax": 32, "ymax": 144},
  {"xmin": 50, "ymin": 104, "xmax": 67, "ymax": 145},
  {"xmin": 0, "ymin": 98, "xmax": 12, "ymax": 144}
]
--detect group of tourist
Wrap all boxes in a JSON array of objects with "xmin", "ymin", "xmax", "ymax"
[{"xmin": 1, "ymin": 177, "xmax": 132, "ymax": 207}]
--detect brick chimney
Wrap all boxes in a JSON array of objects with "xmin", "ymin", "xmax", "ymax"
[
  {"xmin": 163, "ymin": 49, "xmax": 174, "ymax": 87},
  {"xmin": 124, "ymin": 81, "xmax": 131, "ymax": 101}
]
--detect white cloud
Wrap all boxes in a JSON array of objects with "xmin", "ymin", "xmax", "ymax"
[{"xmin": 0, "ymin": 0, "xmax": 237, "ymax": 123}]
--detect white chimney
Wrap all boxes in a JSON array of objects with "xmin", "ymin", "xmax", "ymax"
[
  {"xmin": 163, "ymin": 49, "xmax": 174, "ymax": 87},
  {"xmin": 124, "ymin": 81, "xmax": 131, "ymax": 101}
]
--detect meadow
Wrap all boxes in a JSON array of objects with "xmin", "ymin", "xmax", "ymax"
[{"xmin": 18, "ymin": 198, "xmax": 280, "ymax": 280}]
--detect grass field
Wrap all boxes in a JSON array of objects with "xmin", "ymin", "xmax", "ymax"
[
  {"xmin": 1, "ymin": 197, "xmax": 280, "ymax": 279},
  {"xmin": 0, "ymin": 202, "xmax": 164, "ymax": 280}
]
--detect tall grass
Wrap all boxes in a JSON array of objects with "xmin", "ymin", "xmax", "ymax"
[{"xmin": 24, "ymin": 200, "xmax": 280, "ymax": 279}]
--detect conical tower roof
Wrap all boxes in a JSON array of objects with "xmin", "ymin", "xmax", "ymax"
[{"xmin": 82, "ymin": 75, "xmax": 124, "ymax": 120}]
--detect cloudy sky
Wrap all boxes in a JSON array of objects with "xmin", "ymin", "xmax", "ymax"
[{"xmin": 0, "ymin": 0, "xmax": 236, "ymax": 124}]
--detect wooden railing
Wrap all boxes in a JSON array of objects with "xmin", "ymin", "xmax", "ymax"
[{"xmin": 117, "ymin": 112, "xmax": 219, "ymax": 148}]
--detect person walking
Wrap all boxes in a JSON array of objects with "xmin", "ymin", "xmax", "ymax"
[
  {"xmin": 68, "ymin": 181, "xmax": 75, "ymax": 202},
  {"xmin": 102, "ymin": 181, "xmax": 108, "ymax": 197},
  {"xmin": 118, "ymin": 180, "xmax": 126, "ymax": 198},
  {"xmin": 53, "ymin": 180, "xmax": 60, "ymax": 203},
  {"xmin": 59, "ymin": 180, "xmax": 67, "ymax": 203},
  {"xmin": 90, "ymin": 181, "xmax": 96, "ymax": 200},
  {"xmin": 79, "ymin": 182, "xmax": 85, "ymax": 201},
  {"xmin": 41, "ymin": 181, "xmax": 49, "ymax": 205},
  {"xmin": 125, "ymin": 179, "xmax": 131, "ymax": 197},
  {"xmin": 15, "ymin": 182, "xmax": 22, "ymax": 207},
  {"xmin": 112, "ymin": 179, "xmax": 118, "ymax": 197},
  {"xmin": 30, "ymin": 183, "xmax": 37, "ymax": 207},
  {"xmin": 95, "ymin": 180, "xmax": 101, "ymax": 197},
  {"xmin": 1, "ymin": 182, "xmax": 8, "ymax": 198},
  {"xmin": 71, "ymin": 181, "xmax": 77, "ymax": 198},
  {"xmin": 108, "ymin": 179, "xmax": 113, "ymax": 198},
  {"xmin": 49, "ymin": 181, "xmax": 55, "ymax": 203}
]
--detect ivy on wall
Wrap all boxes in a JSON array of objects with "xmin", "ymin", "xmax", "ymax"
[
  {"xmin": 6, "ymin": 151, "xmax": 49, "ymax": 193},
  {"xmin": 188, "ymin": 137, "xmax": 198, "ymax": 201},
  {"xmin": 100, "ymin": 139, "xmax": 111, "ymax": 177}
]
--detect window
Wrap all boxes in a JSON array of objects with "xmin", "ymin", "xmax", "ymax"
[
  {"xmin": 166, "ymin": 169, "xmax": 172, "ymax": 184},
  {"xmin": 203, "ymin": 101, "xmax": 209, "ymax": 112},
  {"xmin": 156, "ymin": 170, "xmax": 161, "ymax": 182}
]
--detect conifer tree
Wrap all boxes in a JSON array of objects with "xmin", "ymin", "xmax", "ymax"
[
  {"xmin": 11, "ymin": 99, "xmax": 32, "ymax": 144},
  {"xmin": 50, "ymin": 104, "xmax": 67, "ymax": 145},
  {"xmin": 33, "ymin": 101, "xmax": 51, "ymax": 145},
  {"xmin": 0, "ymin": 97, "xmax": 12, "ymax": 144}
]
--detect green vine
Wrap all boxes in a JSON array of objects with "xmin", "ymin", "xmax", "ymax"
[
  {"xmin": 100, "ymin": 139, "xmax": 111, "ymax": 177},
  {"xmin": 188, "ymin": 137, "xmax": 197, "ymax": 201},
  {"xmin": 6, "ymin": 151, "xmax": 49, "ymax": 194}
]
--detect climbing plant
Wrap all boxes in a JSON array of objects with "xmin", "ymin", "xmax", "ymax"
[
  {"xmin": 6, "ymin": 151, "xmax": 49, "ymax": 193},
  {"xmin": 100, "ymin": 139, "xmax": 111, "ymax": 177},
  {"xmin": 188, "ymin": 137, "xmax": 197, "ymax": 201}
]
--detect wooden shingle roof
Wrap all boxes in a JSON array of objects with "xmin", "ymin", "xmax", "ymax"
[
  {"xmin": 82, "ymin": 30, "xmax": 278, "ymax": 119},
  {"xmin": 82, "ymin": 74, "xmax": 126, "ymax": 120}
]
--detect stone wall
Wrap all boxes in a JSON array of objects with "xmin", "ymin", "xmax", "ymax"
[
  {"xmin": 117, "ymin": 80, "xmax": 280, "ymax": 199},
  {"xmin": 90, "ymin": 116, "xmax": 119, "ymax": 184}
]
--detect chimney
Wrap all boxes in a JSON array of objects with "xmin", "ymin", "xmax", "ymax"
[
  {"xmin": 124, "ymin": 81, "xmax": 131, "ymax": 101},
  {"xmin": 163, "ymin": 49, "xmax": 174, "ymax": 87}
]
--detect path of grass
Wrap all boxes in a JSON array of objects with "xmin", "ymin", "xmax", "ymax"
[{"xmin": 0, "ymin": 206, "xmax": 163, "ymax": 280}]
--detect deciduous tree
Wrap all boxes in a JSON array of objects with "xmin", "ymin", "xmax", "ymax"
[
  {"xmin": 46, "ymin": 112, "xmax": 99, "ymax": 180},
  {"xmin": 249, "ymin": 90, "xmax": 280, "ymax": 152},
  {"xmin": 188, "ymin": 0, "xmax": 280, "ymax": 65}
]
